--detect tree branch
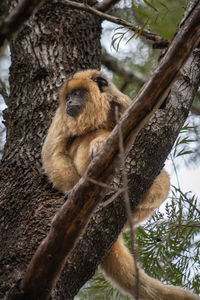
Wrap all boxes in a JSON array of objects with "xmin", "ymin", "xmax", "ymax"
[
  {"xmin": 96, "ymin": 0, "xmax": 121, "ymax": 12},
  {"xmin": 57, "ymin": 0, "xmax": 169, "ymax": 47},
  {"xmin": 14, "ymin": 3, "xmax": 200, "ymax": 299},
  {"xmin": 102, "ymin": 48, "xmax": 145, "ymax": 86},
  {"xmin": 0, "ymin": 0, "xmax": 44, "ymax": 47}
]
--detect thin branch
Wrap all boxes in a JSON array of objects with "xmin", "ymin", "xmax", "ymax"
[
  {"xmin": 86, "ymin": 176, "xmax": 112, "ymax": 189},
  {"xmin": 96, "ymin": 0, "xmax": 121, "ymax": 12},
  {"xmin": 99, "ymin": 188, "xmax": 124, "ymax": 208},
  {"xmin": 173, "ymin": 186, "xmax": 200, "ymax": 215},
  {"xmin": 0, "ymin": 0, "xmax": 44, "ymax": 47},
  {"xmin": 0, "ymin": 79, "xmax": 9, "ymax": 105},
  {"xmin": 102, "ymin": 48, "xmax": 145, "ymax": 86},
  {"xmin": 57, "ymin": 0, "xmax": 169, "ymax": 46},
  {"xmin": 115, "ymin": 106, "xmax": 139, "ymax": 300},
  {"xmin": 120, "ymin": 80, "xmax": 131, "ymax": 92},
  {"xmin": 16, "ymin": 3, "xmax": 200, "ymax": 299}
]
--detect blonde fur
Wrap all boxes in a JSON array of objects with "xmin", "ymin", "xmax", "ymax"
[{"xmin": 42, "ymin": 70, "xmax": 199, "ymax": 299}]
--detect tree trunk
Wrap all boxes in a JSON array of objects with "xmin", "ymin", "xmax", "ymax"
[
  {"xmin": 0, "ymin": 1, "xmax": 101, "ymax": 298},
  {"xmin": 0, "ymin": 0, "xmax": 200, "ymax": 299}
]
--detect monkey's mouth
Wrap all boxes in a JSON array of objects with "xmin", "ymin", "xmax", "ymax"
[{"xmin": 66, "ymin": 105, "xmax": 83, "ymax": 118}]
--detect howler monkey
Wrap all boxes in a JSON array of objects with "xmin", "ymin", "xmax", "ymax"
[{"xmin": 42, "ymin": 69, "xmax": 199, "ymax": 300}]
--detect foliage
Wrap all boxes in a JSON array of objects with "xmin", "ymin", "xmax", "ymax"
[
  {"xmin": 75, "ymin": 270, "xmax": 132, "ymax": 300},
  {"xmin": 131, "ymin": 0, "xmax": 187, "ymax": 40},
  {"xmin": 136, "ymin": 186, "xmax": 200, "ymax": 294},
  {"xmin": 109, "ymin": 0, "xmax": 189, "ymax": 99},
  {"xmin": 184, "ymin": 114, "xmax": 200, "ymax": 165},
  {"xmin": 111, "ymin": 0, "xmax": 187, "ymax": 51},
  {"xmin": 171, "ymin": 123, "xmax": 194, "ymax": 160}
]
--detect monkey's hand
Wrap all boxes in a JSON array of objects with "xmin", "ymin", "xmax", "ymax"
[{"xmin": 89, "ymin": 136, "xmax": 107, "ymax": 159}]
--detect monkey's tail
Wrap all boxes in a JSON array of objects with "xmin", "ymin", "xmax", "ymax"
[{"xmin": 100, "ymin": 236, "xmax": 200, "ymax": 300}]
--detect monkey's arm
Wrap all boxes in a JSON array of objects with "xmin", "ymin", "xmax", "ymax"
[
  {"xmin": 42, "ymin": 108, "xmax": 80, "ymax": 193},
  {"xmin": 89, "ymin": 131, "xmax": 111, "ymax": 159},
  {"xmin": 71, "ymin": 130, "xmax": 111, "ymax": 176}
]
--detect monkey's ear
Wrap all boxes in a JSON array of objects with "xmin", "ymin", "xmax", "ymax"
[{"xmin": 93, "ymin": 76, "xmax": 108, "ymax": 92}]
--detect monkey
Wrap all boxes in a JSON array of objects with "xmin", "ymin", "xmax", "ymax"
[{"xmin": 42, "ymin": 69, "xmax": 199, "ymax": 300}]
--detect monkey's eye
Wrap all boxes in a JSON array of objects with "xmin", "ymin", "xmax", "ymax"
[
  {"xmin": 94, "ymin": 76, "xmax": 108, "ymax": 92},
  {"xmin": 72, "ymin": 89, "xmax": 78, "ymax": 96},
  {"xmin": 66, "ymin": 89, "xmax": 80, "ymax": 101}
]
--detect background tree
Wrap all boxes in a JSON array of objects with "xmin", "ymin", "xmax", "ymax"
[{"xmin": 0, "ymin": 0, "xmax": 199, "ymax": 299}]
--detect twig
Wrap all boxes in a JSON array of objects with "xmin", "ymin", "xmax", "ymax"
[
  {"xmin": 0, "ymin": 0, "xmax": 44, "ymax": 47},
  {"xmin": 86, "ymin": 176, "xmax": 112, "ymax": 189},
  {"xmin": 87, "ymin": 176, "xmax": 125, "ymax": 208},
  {"xmin": 172, "ymin": 185, "xmax": 200, "ymax": 215},
  {"xmin": 57, "ymin": 0, "xmax": 169, "ymax": 46},
  {"xmin": 115, "ymin": 106, "xmax": 139, "ymax": 300},
  {"xmin": 100, "ymin": 188, "xmax": 124, "ymax": 208},
  {"xmin": 120, "ymin": 80, "xmax": 131, "ymax": 92},
  {"xmin": 96, "ymin": 0, "xmax": 121, "ymax": 12},
  {"xmin": 0, "ymin": 79, "xmax": 9, "ymax": 105},
  {"xmin": 87, "ymin": 176, "xmax": 126, "ymax": 207}
]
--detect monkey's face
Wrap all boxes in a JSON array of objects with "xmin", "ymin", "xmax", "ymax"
[
  {"xmin": 60, "ymin": 70, "xmax": 131, "ymax": 135},
  {"xmin": 65, "ymin": 75, "xmax": 109, "ymax": 118},
  {"xmin": 65, "ymin": 88, "xmax": 88, "ymax": 118}
]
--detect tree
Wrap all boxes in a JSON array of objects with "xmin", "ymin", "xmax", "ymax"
[{"xmin": 0, "ymin": 0, "xmax": 200, "ymax": 299}]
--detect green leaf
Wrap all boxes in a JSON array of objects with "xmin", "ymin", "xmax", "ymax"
[
  {"xmin": 158, "ymin": 1, "xmax": 168, "ymax": 9},
  {"xmin": 176, "ymin": 150, "xmax": 193, "ymax": 157},
  {"xmin": 143, "ymin": 0, "xmax": 158, "ymax": 11}
]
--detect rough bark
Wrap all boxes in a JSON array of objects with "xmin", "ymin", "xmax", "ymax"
[
  {"xmin": 0, "ymin": 1, "xmax": 200, "ymax": 300},
  {"xmin": 0, "ymin": 0, "xmax": 101, "ymax": 298}
]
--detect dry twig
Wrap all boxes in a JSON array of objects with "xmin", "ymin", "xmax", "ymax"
[
  {"xmin": 115, "ymin": 106, "xmax": 139, "ymax": 300},
  {"xmin": 58, "ymin": 0, "xmax": 169, "ymax": 47}
]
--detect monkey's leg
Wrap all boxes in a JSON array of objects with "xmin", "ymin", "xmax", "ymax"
[{"xmin": 100, "ymin": 236, "xmax": 200, "ymax": 300}]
